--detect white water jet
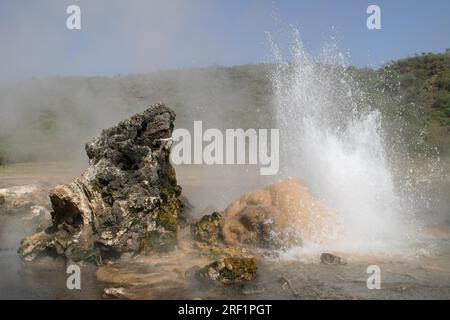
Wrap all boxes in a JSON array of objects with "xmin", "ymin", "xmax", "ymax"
[{"xmin": 269, "ymin": 31, "xmax": 411, "ymax": 254}]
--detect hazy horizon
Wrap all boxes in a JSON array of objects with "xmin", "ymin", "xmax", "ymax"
[{"xmin": 1, "ymin": 0, "xmax": 449, "ymax": 83}]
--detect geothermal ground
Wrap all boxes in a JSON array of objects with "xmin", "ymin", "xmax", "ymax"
[{"xmin": 1, "ymin": 162, "xmax": 449, "ymax": 300}]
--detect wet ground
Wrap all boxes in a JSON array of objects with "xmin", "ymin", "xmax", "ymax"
[
  {"xmin": 1, "ymin": 162, "xmax": 449, "ymax": 300},
  {"xmin": 2, "ymin": 240, "xmax": 450, "ymax": 300}
]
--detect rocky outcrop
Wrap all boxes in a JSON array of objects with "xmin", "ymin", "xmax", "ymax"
[{"xmin": 19, "ymin": 103, "xmax": 184, "ymax": 263}]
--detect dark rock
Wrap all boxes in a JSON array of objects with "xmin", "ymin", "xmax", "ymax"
[
  {"xmin": 184, "ymin": 265, "xmax": 201, "ymax": 281},
  {"xmin": 320, "ymin": 253, "xmax": 344, "ymax": 265},
  {"xmin": 19, "ymin": 103, "xmax": 183, "ymax": 263},
  {"xmin": 237, "ymin": 206, "xmax": 275, "ymax": 247},
  {"xmin": 196, "ymin": 257, "xmax": 257, "ymax": 285},
  {"xmin": 190, "ymin": 212, "xmax": 223, "ymax": 244},
  {"xmin": 179, "ymin": 195, "xmax": 194, "ymax": 225}
]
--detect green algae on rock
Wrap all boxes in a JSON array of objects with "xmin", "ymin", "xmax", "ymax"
[
  {"xmin": 190, "ymin": 211, "xmax": 224, "ymax": 244},
  {"xmin": 197, "ymin": 257, "xmax": 257, "ymax": 285},
  {"xmin": 19, "ymin": 103, "xmax": 184, "ymax": 263}
]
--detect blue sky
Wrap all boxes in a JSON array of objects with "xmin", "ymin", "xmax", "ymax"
[{"xmin": 0, "ymin": 0, "xmax": 449, "ymax": 81}]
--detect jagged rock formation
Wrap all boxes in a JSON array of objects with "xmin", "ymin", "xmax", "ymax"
[{"xmin": 19, "ymin": 103, "xmax": 184, "ymax": 263}]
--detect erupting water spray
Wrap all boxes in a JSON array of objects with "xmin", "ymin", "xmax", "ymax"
[{"xmin": 268, "ymin": 30, "xmax": 414, "ymax": 254}]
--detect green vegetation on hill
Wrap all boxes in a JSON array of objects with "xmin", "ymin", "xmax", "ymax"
[
  {"xmin": 393, "ymin": 51, "xmax": 450, "ymax": 125},
  {"xmin": 329, "ymin": 51, "xmax": 450, "ymax": 157},
  {"xmin": 382, "ymin": 51, "xmax": 450, "ymax": 155}
]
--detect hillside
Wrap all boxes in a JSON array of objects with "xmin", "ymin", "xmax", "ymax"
[
  {"xmin": 0, "ymin": 51, "xmax": 449, "ymax": 165},
  {"xmin": 384, "ymin": 50, "xmax": 450, "ymax": 155},
  {"xmin": 0, "ymin": 65, "xmax": 274, "ymax": 164}
]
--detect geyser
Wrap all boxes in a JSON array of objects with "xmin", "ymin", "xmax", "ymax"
[{"xmin": 269, "ymin": 32, "xmax": 410, "ymax": 253}]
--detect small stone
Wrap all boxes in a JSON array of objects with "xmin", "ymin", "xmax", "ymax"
[
  {"xmin": 320, "ymin": 253, "xmax": 344, "ymax": 265},
  {"xmin": 184, "ymin": 265, "xmax": 201, "ymax": 281},
  {"xmin": 104, "ymin": 287, "xmax": 127, "ymax": 299}
]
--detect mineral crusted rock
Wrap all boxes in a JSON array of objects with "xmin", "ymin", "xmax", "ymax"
[
  {"xmin": 103, "ymin": 287, "xmax": 127, "ymax": 300},
  {"xmin": 222, "ymin": 178, "xmax": 340, "ymax": 248},
  {"xmin": 192, "ymin": 241, "xmax": 251, "ymax": 262},
  {"xmin": 190, "ymin": 211, "xmax": 223, "ymax": 244},
  {"xmin": 191, "ymin": 178, "xmax": 340, "ymax": 250},
  {"xmin": 196, "ymin": 257, "xmax": 257, "ymax": 285},
  {"xmin": 19, "ymin": 103, "xmax": 184, "ymax": 263}
]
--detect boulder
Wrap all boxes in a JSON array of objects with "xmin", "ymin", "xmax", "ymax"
[
  {"xmin": 196, "ymin": 257, "xmax": 257, "ymax": 285},
  {"xmin": 19, "ymin": 103, "xmax": 184, "ymax": 263},
  {"xmin": 190, "ymin": 212, "xmax": 223, "ymax": 244}
]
